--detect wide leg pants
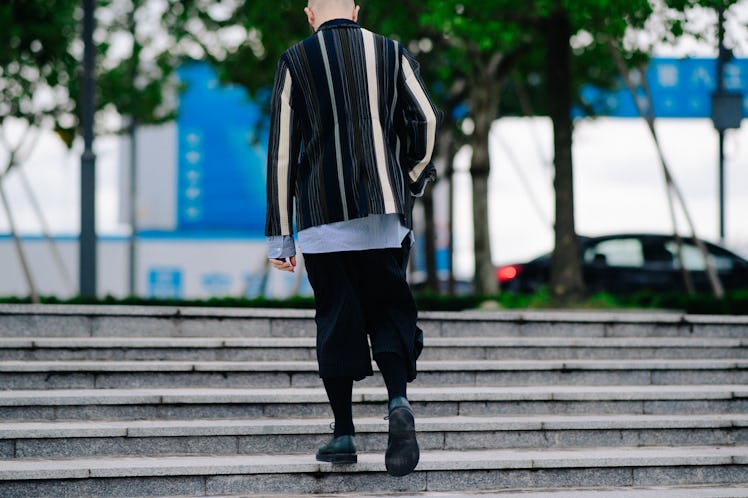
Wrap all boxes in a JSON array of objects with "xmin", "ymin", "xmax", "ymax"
[{"xmin": 303, "ymin": 241, "xmax": 423, "ymax": 382}]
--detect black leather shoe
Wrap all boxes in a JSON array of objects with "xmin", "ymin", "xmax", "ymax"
[
  {"xmin": 385, "ymin": 396, "xmax": 419, "ymax": 477},
  {"xmin": 316, "ymin": 435, "xmax": 357, "ymax": 464}
]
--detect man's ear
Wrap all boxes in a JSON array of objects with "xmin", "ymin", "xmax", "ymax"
[
  {"xmin": 352, "ymin": 5, "xmax": 360, "ymax": 22},
  {"xmin": 304, "ymin": 6, "xmax": 315, "ymax": 29}
]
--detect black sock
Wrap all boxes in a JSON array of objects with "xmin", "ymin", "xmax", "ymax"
[
  {"xmin": 322, "ymin": 376, "xmax": 355, "ymax": 437},
  {"xmin": 375, "ymin": 352, "xmax": 408, "ymax": 402}
]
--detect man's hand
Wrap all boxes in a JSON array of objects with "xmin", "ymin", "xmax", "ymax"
[{"xmin": 270, "ymin": 256, "xmax": 297, "ymax": 273}]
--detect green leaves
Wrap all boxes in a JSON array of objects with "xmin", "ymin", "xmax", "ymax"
[
  {"xmin": 0, "ymin": 0, "xmax": 78, "ymax": 135},
  {"xmin": 94, "ymin": 0, "xmax": 188, "ymax": 129},
  {"xmin": 3, "ymin": 0, "xmax": 729, "ymax": 150},
  {"xmin": 1, "ymin": 0, "xmax": 188, "ymax": 145}
]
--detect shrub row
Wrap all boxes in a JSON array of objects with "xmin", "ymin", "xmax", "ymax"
[{"xmin": 0, "ymin": 290, "xmax": 746, "ymax": 314}]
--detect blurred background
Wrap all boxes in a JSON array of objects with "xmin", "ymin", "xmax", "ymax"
[{"xmin": 0, "ymin": 0, "xmax": 746, "ymax": 303}]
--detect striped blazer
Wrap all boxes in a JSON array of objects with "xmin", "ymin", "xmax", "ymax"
[{"xmin": 265, "ymin": 19, "xmax": 442, "ymax": 238}]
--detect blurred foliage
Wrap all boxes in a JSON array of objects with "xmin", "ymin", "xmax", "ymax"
[
  {"xmin": 0, "ymin": 0, "xmax": 78, "ymax": 139},
  {"xmin": 0, "ymin": 0, "xmax": 205, "ymax": 153},
  {"xmin": 411, "ymin": 0, "xmax": 659, "ymax": 298},
  {"xmin": 2, "ymin": 0, "xmax": 741, "ymax": 148},
  {"xmin": 95, "ymin": 0, "xmax": 184, "ymax": 131}
]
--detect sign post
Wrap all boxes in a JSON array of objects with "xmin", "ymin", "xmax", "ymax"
[{"xmin": 711, "ymin": 7, "xmax": 744, "ymax": 243}]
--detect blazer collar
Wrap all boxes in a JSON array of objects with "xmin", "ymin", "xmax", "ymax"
[{"xmin": 317, "ymin": 18, "xmax": 359, "ymax": 31}]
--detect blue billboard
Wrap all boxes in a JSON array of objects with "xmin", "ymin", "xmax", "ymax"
[
  {"xmin": 177, "ymin": 63, "xmax": 268, "ymax": 234},
  {"xmin": 580, "ymin": 57, "xmax": 748, "ymax": 118}
]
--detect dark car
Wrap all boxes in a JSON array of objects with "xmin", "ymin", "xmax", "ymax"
[{"xmin": 497, "ymin": 233, "xmax": 748, "ymax": 294}]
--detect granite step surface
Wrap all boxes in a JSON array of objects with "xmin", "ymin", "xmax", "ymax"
[
  {"xmin": 2, "ymin": 305, "xmax": 748, "ymax": 496},
  {"xmin": 2, "ymin": 413, "xmax": 748, "ymax": 458},
  {"xmin": 2, "ymin": 305, "xmax": 748, "ymax": 339},
  {"xmin": 1, "ymin": 358, "xmax": 746, "ymax": 389},
  {"xmin": 234, "ymin": 486, "xmax": 748, "ymax": 498},
  {"xmin": 0, "ymin": 336, "xmax": 745, "ymax": 361},
  {"xmin": 1, "ymin": 446, "xmax": 748, "ymax": 496},
  {"xmin": 1, "ymin": 385, "xmax": 747, "ymax": 421}
]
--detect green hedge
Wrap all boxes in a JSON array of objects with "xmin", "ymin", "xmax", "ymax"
[{"xmin": 1, "ymin": 290, "xmax": 747, "ymax": 314}]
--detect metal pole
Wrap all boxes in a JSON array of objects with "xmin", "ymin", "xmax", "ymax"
[
  {"xmin": 718, "ymin": 133, "xmax": 725, "ymax": 242},
  {"xmin": 128, "ymin": 119, "xmax": 137, "ymax": 296},
  {"xmin": 716, "ymin": 7, "xmax": 726, "ymax": 243},
  {"xmin": 80, "ymin": 0, "xmax": 97, "ymax": 298}
]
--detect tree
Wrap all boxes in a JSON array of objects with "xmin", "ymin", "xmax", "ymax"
[
  {"xmin": 0, "ymin": 0, "xmax": 201, "ymax": 299},
  {"xmin": 0, "ymin": 0, "xmax": 78, "ymax": 156},
  {"xmin": 418, "ymin": 2, "xmax": 532, "ymax": 295},
  {"xmin": 96, "ymin": 0, "xmax": 206, "ymax": 296},
  {"xmin": 0, "ymin": 0, "xmax": 79, "ymax": 300},
  {"xmin": 535, "ymin": 0, "xmax": 740, "ymax": 303},
  {"xmin": 545, "ymin": 1, "xmax": 656, "ymax": 304},
  {"xmin": 416, "ymin": 0, "xmax": 669, "ymax": 301},
  {"xmin": 96, "ymin": 0, "xmax": 188, "ymax": 131}
]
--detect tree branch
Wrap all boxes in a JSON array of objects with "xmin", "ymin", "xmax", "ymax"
[{"xmin": 607, "ymin": 36, "xmax": 723, "ymax": 298}]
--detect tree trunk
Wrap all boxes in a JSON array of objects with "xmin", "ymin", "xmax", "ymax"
[
  {"xmin": 423, "ymin": 189, "xmax": 438, "ymax": 293},
  {"xmin": 469, "ymin": 76, "xmax": 498, "ymax": 295},
  {"xmin": 441, "ymin": 130, "xmax": 458, "ymax": 295},
  {"xmin": 546, "ymin": 9, "xmax": 585, "ymax": 303}
]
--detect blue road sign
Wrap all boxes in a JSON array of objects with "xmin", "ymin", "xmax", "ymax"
[
  {"xmin": 148, "ymin": 267, "xmax": 183, "ymax": 299},
  {"xmin": 579, "ymin": 58, "xmax": 747, "ymax": 118}
]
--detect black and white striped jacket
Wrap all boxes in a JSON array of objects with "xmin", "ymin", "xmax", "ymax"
[{"xmin": 265, "ymin": 18, "xmax": 441, "ymax": 237}]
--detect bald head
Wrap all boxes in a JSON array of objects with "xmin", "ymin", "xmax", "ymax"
[
  {"xmin": 308, "ymin": 0, "xmax": 355, "ymax": 12},
  {"xmin": 305, "ymin": 0, "xmax": 359, "ymax": 31}
]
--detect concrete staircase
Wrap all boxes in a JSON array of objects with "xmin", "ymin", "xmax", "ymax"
[{"xmin": 1, "ymin": 304, "xmax": 748, "ymax": 497}]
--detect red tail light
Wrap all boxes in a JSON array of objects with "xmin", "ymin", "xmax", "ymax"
[{"xmin": 497, "ymin": 265, "xmax": 521, "ymax": 282}]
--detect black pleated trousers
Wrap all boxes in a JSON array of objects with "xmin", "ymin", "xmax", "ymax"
[{"xmin": 304, "ymin": 240, "xmax": 423, "ymax": 382}]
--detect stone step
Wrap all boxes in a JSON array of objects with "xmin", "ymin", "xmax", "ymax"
[
  {"xmin": 2, "ymin": 305, "xmax": 748, "ymax": 496},
  {"xmin": 1, "ymin": 385, "xmax": 747, "ymax": 421},
  {"xmin": 1, "ymin": 446, "xmax": 748, "ymax": 496},
  {"xmin": 238, "ymin": 487, "xmax": 748, "ymax": 498},
  {"xmin": 1, "ymin": 336, "xmax": 745, "ymax": 361},
  {"xmin": 2, "ymin": 414, "xmax": 748, "ymax": 459},
  {"xmin": 2, "ymin": 305, "xmax": 748, "ymax": 339},
  {"xmin": 1, "ymin": 359, "xmax": 746, "ymax": 390}
]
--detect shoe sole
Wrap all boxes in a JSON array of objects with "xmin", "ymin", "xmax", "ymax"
[
  {"xmin": 316, "ymin": 452, "xmax": 358, "ymax": 464},
  {"xmin": 385, "ymin": 407, "xmax": 419, "ymax": 477}
]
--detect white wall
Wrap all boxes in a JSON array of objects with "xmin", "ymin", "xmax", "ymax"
[{"xmin": 0, "ymin": 236, "xmax": 307, "ymax": 299}]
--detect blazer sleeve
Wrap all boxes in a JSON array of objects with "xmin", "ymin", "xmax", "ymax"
[
  {"xmin": 396, "ymin": 47, "xmax": 443, "ymax": 194},
  {"xmin": 265, "ymin": 56, "xmax": 301, "ymax": 237}
]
